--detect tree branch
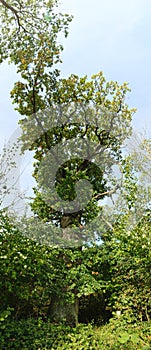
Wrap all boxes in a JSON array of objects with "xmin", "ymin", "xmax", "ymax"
[
  {"xmin": 0, "ymin": 0, "xmax": 20, "ymax": 25},
  {"xmin": 0, "ymin": 0, "xmax": 30, "ymax": 32},
  {"xmin": 93, "ymin": 183, "xmax": 120, "ymax": 200}
]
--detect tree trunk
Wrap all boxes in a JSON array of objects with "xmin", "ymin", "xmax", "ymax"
[
  {"xmin": 49, "ymin": 296, "xmax": 79, "ymax": 326},
  {"xmin": 49, "ymin": 213, "xmax": 82, "ymax": 326}
]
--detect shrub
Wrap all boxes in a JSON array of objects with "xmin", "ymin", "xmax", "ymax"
[{"xmin": 0, "ymin": 318, "xmax": 150, "ymax": 350}]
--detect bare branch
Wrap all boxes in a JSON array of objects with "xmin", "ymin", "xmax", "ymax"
[
  {"xmin": 93, "ymin": 183, "xmax": 120, "ymax": 200},
  {"xmin": 101, "ymin": 216, "xmax": 114, "ymax": 230}
]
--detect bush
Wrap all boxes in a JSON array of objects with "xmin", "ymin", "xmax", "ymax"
[{"xmin": 0, "ymin": 318, "xmax": 150, "ymax": 349}]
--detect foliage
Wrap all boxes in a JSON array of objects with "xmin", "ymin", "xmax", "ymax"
[
  {"xmin": 0, "ymin": 0, "xmax": 150, "ymax": 342},
  {"xmin": 1, "ymin": 202, "xmax": 150, "ymax": 326},
  {"xmin": 0, "ymin": 0, "xmax": 73, "ymax": 126},
  {"xmin": 0, "ymin": 0, "xmax": 72, "ymax": 64},
  {"xmin": 105, "ymin": 214, "xmax": 150, "ymax": 321},
  {"xmin": 0, "ymin": 210, "xmax": 109, "ymax": 322},
  {"xmin": 101, "ymin": 155, "xmax": 151, "ymax": 322},
  {"xmin": 1, "ymin": 2, "xmax": 137, "ymax": 324},
  {"xmin": 0, "ymin": 210, "xmax": 110, "ymax": 321},
  {"xmin": 0, "ymin": 210, "xmax": 54, "ymax": 318},
  {"xmin": 0, "ymin": 318, "xmax": 150, "ymax": 349},
  {"xmin": 4, "ymin": 4, "xmax": 135, "ymax": 234},
  {"xmin": 11, "ymin": 71, "xmax": 136, "ymax": 233}
]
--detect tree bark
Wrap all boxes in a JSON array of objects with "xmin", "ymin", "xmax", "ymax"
[
  {"xmin": 48, "ymin": 213, "xmax": 82, "ymax": 326},
  {"xmin": 49, "ymin": 296, "xmax": 79, "ymax": 326}
]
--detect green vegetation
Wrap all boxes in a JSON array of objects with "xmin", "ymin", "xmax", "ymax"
[
  {"xmin": 0, "ymin": 318, "xmax": 150, "ymax": 349},
  {"xmin": 0, "ymin": 1, "xmax": 150, "ymax": 349}
]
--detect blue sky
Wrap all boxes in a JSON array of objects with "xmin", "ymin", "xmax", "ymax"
[{"xmin": 1, "ymin": 0, "xmax": 151, "ymax": 151}]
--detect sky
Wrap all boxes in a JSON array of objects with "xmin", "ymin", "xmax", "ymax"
[
  {"xmin": 1, "ymin": 0, "xmax": 151, "ymax": 151},
  {"xmin": 58, "ymin": 0, "xmax": 151, "ymax": 134}
]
